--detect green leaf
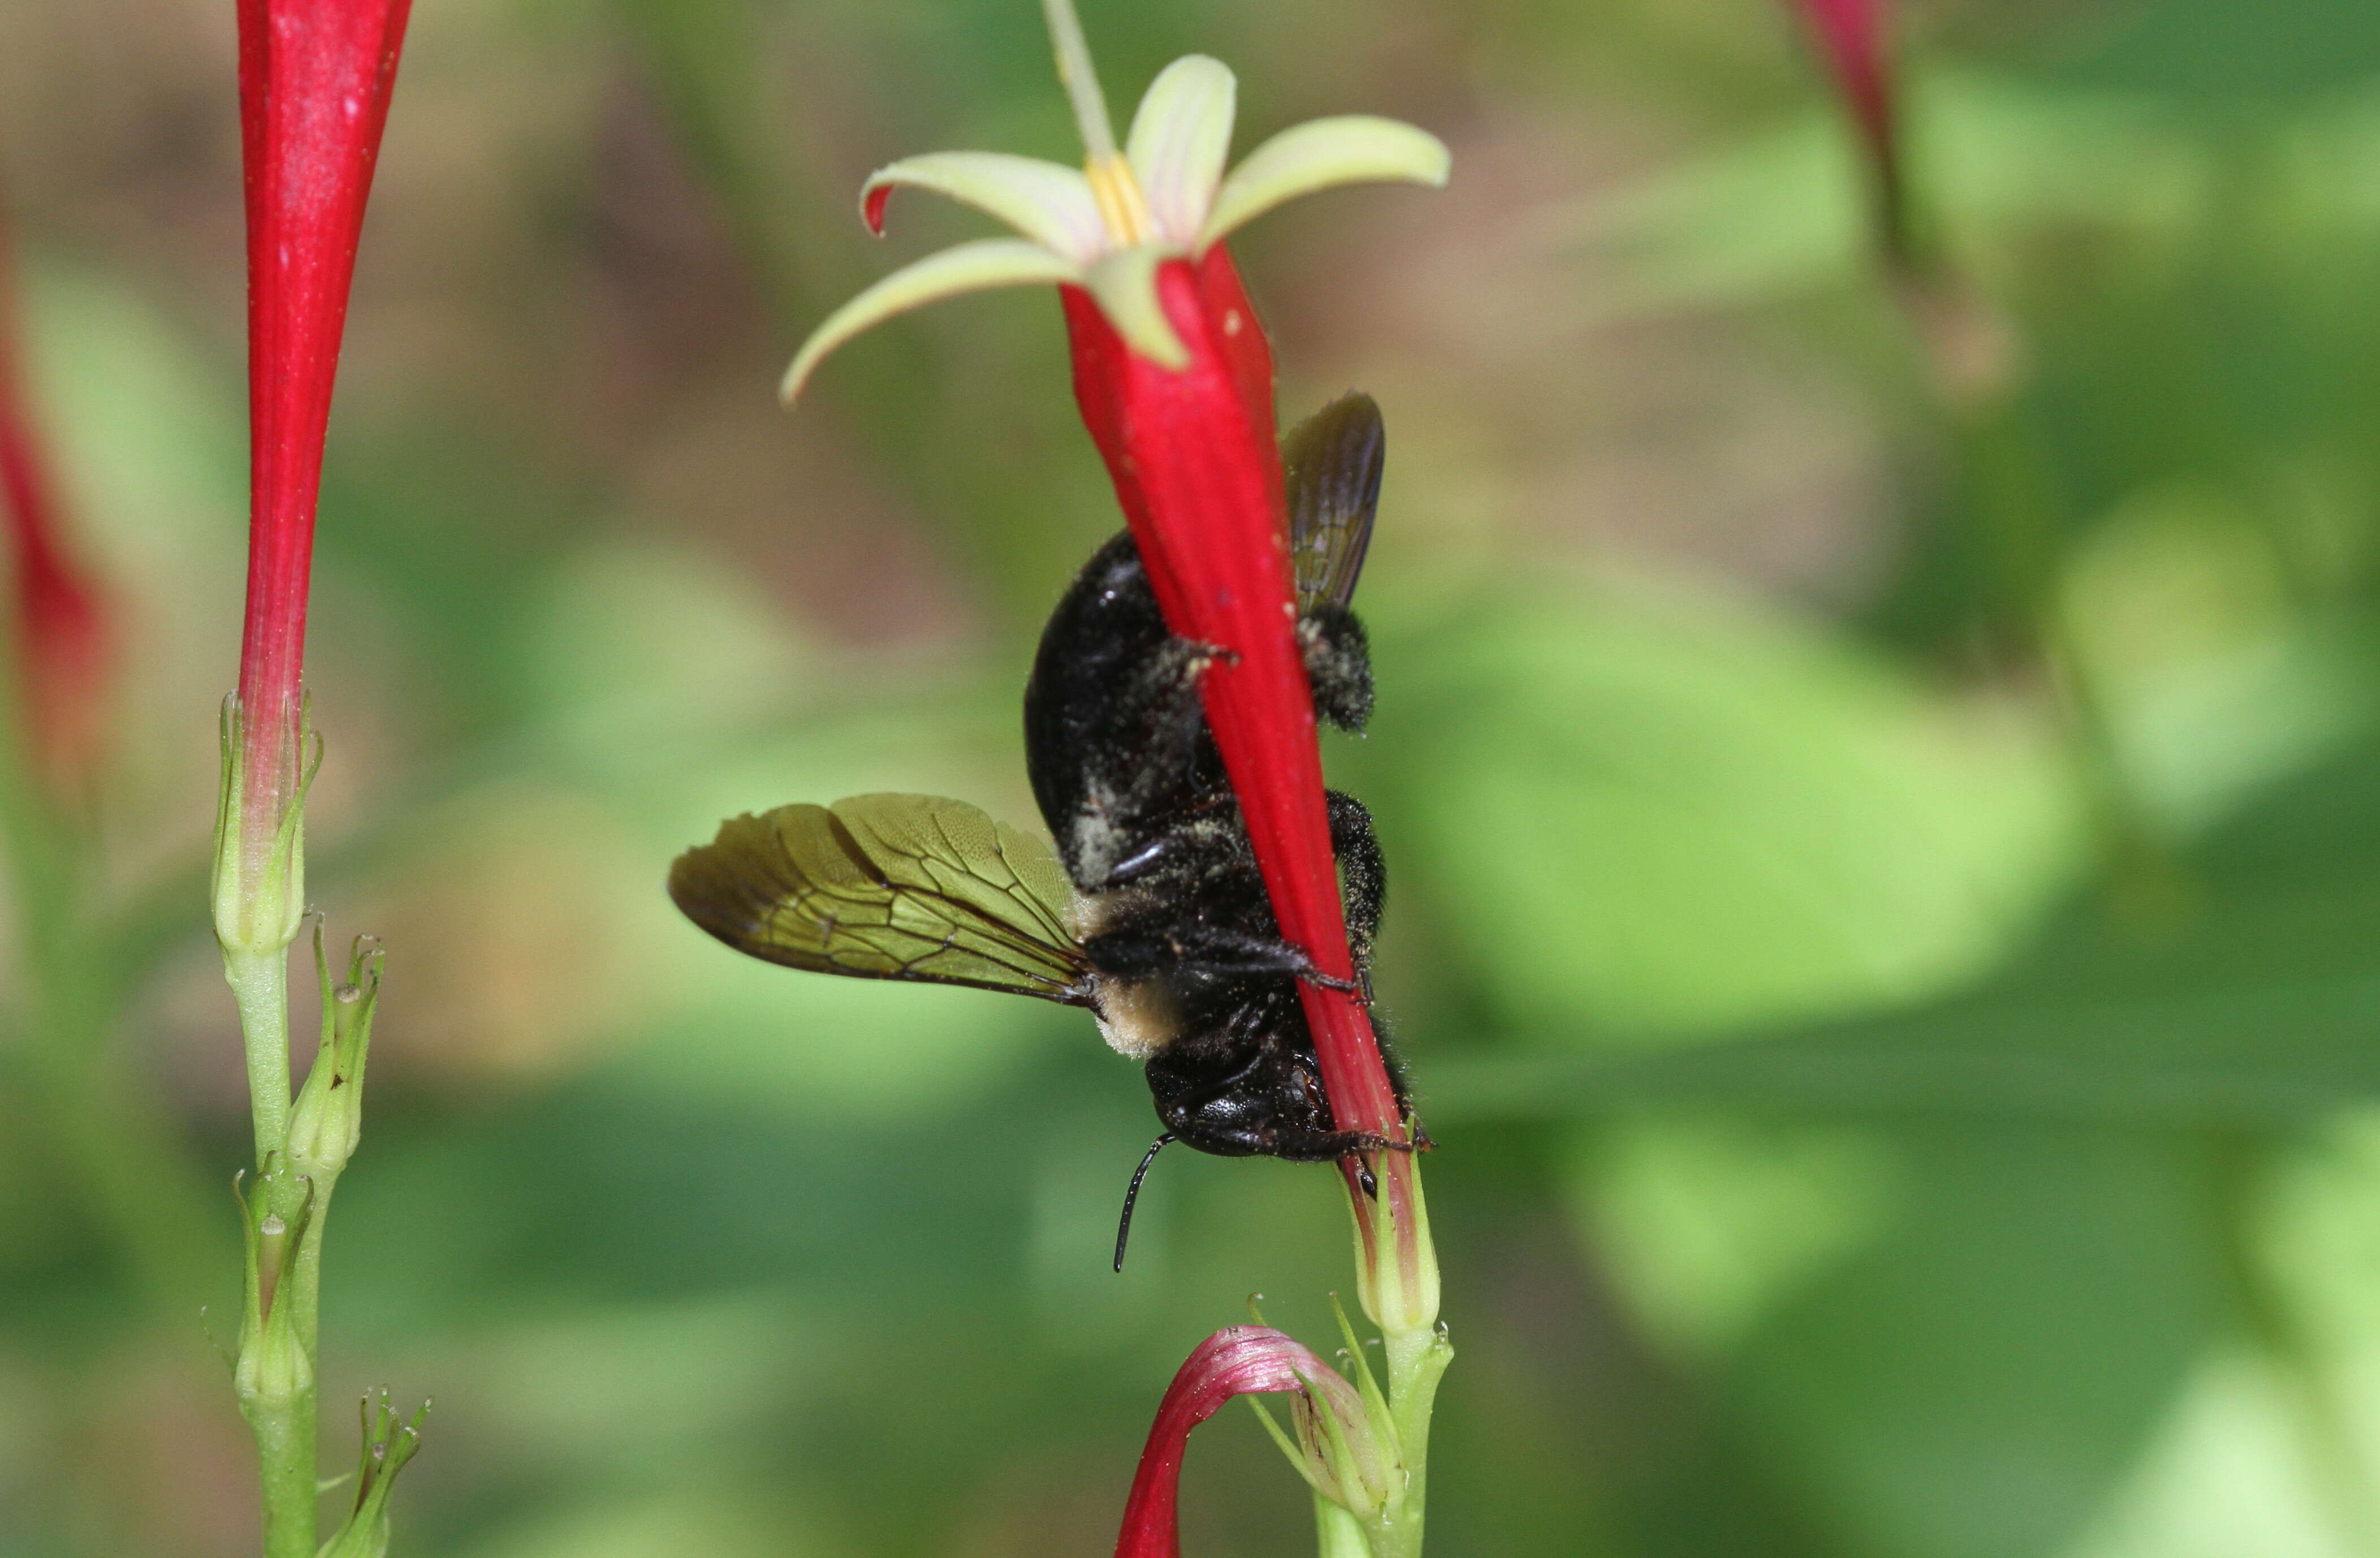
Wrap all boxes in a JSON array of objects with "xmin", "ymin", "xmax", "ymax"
[
  {"xmin": 1573, "ymin": 1117, "xmax": 1898, "ymax": 1358},
  {"xmin": 1364, "ymin": 574, "xmax": 2079, "ymax": 1041},
  {"xmin": 1562, "ymin": 73, "xmax": 2211, "ymax": 321},
  {"xmin": 1431, "ymin": 707, "xmax": 2380, "ymax": 1127},
  {"xmin": 2025, "ymin": 0, "xmax": 2380, "ymax": 102},
  {"xmin": 1728, "ymin": 1123, "xmax": 2226, "ymax": 1558}
]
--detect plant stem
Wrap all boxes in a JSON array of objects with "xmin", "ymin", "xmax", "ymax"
[
  {"xmin": 224, "ymin": 938, "xmax": 321, "ymax": 1557},
  {"xmin": 252, "ymin": 1376, "xmax": 319, "ymax": 1558},
  {"xmin": 224, "ymin": 944, "xmax": 292, "ymax": 1167},
  {"xmin": 1366, "ymin": 1322, "xmax": 1453, "ymax": 1558}
]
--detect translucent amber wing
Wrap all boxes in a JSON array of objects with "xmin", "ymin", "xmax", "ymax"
[
  {"xmin": 1283, "ymin": 391, "xmax": 1384, "ymax": 611},
  {"xmin": 668, "ymin": 793, "xmax": 1093, "ymax": 1003}
]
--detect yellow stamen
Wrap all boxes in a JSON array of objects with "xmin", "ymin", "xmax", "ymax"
[
  {"xmin": 1043, "ymin": 0, "xmax": 1157, "ymax": 249},
  {"xmin": 1087, "ymin": 153, "xmax": 1157, "ymax": 248}
]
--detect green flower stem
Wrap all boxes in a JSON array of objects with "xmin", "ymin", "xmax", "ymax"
[
  {"xmin": 224, "ymin": 939, "xmax": 326, "ymax": 1558},
  {"xmin": 1369, "ymin": 1325, "xmax": 1453, "ymax": 1558},
  {"xmin": 249, "ymin": 1372, "xmax": 319, "ymax": 1558},
  {"xmin": 224, "ymin": 944, "xmax": 293, "ymax": 1169}
]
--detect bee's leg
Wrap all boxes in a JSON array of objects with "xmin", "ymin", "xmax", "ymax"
[
  {"xmin": 1262, "ymin": 1126, "xmax": 1414, "ymax": 1164},
  {"xmin": 1254, "ymin": 1059, "xmax": 1420, "ymax": 1165},
  {"xmin": 1325, "ymin": 789, "xmax": 1385, "ymax": 956},
  {"xmin": 1370, "ymin": 1007, "xmax": 1426, "ymax": 1146},
  {"xmin": 1081, "ymin": 926, "xmax": 1364, "ymax": 992},
  {"xmin": 1169, "ymin": 1117, "xmax": 1404, "ymax": 1162},
  {"xmin": 1299, "ymin": 604, "xmax": 1373, "ymax": 733},
  {"xmin": 1147, "ymin": 1039, "xmax": 1410, "ymax": 1161}
]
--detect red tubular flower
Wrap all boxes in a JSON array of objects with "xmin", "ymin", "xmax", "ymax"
[
  {"xmin": 215, "ymin": 0, "xmax": 412, "ymax": 953},
  {"xmin": 1114, "ymin": 1326, "xmax": 1379, "ymax": 1558},
  {"xmin": 0, "ymin": 218, "xmax": 110, "ymax": 797},
  {"xmin": 778, "ymin": 4, "xmax": 1445, "ymax": 1167},
  {"xmin": 1060, "ymin": 251, "xmax": 1404, "ymax": 1147},
  {"xmin": 1787, "ymin": 0, "xmax": 1904, "ymax": 262}
]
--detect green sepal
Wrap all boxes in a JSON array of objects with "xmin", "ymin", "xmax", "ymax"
[
  {"xmin": 317, "ymin": 1389, "xmax": 430, "ymax": 1558},
  {"xmin": 1247, "ymin": 1394, "xmax": 1324, "ymax": 1494},
  {"xmin": 1329, "ymin": 1293, "xmax": 1398, "ymax": 1462},
  {"xmin": 286, "ymin": 925, "xmax": 386, "ymax": 1185},
  {"xmin": 232, "ymin": 1160, "xmax": 317, "ymax": 1417},
  {"xmin": 210, "ymin": 692, "xmax": 322, "ymax": 959}
]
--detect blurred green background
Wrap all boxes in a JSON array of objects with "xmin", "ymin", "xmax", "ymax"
[{"xmin": 7, "ymin": 0, "xmax": 2380, "ymax": 1553}]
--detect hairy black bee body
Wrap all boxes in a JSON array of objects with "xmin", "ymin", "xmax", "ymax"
[
  {"xmin": 666, "ymin": 391, "xmax": 1413, "ymax": 1196},
  {"xmin": 1023, "ymin": 526, "xmax": 1407, "ymax": 1162},
  {"xmin": 1023, "ymin": 528, "xmax": 1373, "ymax": 891}
]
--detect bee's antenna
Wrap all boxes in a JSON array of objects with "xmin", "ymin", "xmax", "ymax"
[{"xmin": 1115, "ymin": 1134, "xmax": 1175, "ymax": 1274}]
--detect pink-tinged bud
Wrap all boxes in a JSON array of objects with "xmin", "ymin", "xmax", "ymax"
[
  {"xmin": 213, "ymin": 0, "xmax": 412, "ymax": 957},
  {"xmin": 1344, "ymin": 1151, "xmax": 1441, "ymax": 1344},
  {"xmin": 0, "ymin": 219, "xmax": 110, "ymax": 799},
  {"xmin": 1786, "ymin": 0, "xmax": 1904, "ymax": 264},
  {"xmin": 1060, "ymin": 248, "xmax": 1408, "ymax": 1149},
  {"xmin": 1113, "ymin": 1327, "xmax": 1383, "ymax": 1558}
]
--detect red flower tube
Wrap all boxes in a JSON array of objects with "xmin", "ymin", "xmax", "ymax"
[
  {"xmin": 215, "ymin": 0, "xmax": 412, "ymax": 956},
  {"xmin": 0, "ymin": 218, "xmax": 110, "ymax": 797},
  {"xmin": 1059, "ymin": 250, "xmax": 1404, "ymax": 1147},
  {"xmin": 1114, "ymin": 1326, "xmax": 1379, "ymax": 1558},
  {"xmin": 1061, "ymin": 249, "xmax": 1443, "ymax": 1337}
]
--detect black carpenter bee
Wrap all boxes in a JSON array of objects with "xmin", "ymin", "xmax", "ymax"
[{"xmin": 669, "ymin": 392, "xmax": 1414, "ymax": 1263}]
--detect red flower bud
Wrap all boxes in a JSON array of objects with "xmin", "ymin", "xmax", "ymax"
[{"xmin": 1113, "ymin": 1326, "xmax": 1368, "ymax": 1558}]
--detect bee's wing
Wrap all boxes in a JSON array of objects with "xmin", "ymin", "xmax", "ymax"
[
  {"xmin": 1283, "ymin": 391, "xmax": 1384, "ymax": 612},
  {"xmin": 668, "ymin": 793, "xmax": 1095, "ymax": 1004}
]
